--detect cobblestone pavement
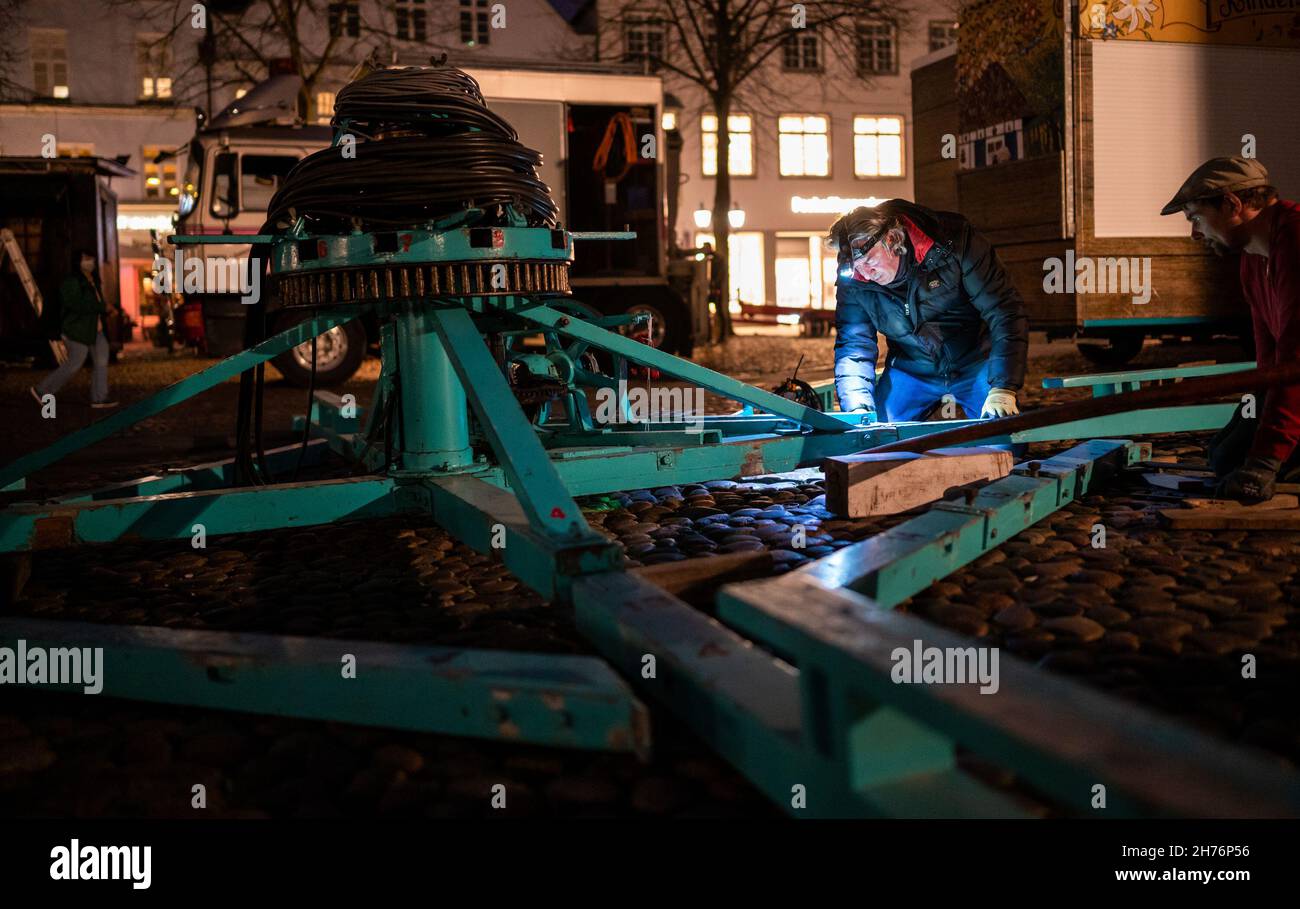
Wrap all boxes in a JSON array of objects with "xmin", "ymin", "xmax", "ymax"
[{"xmin": 3, "ymin": 334, "xmax": 1293, "ymax": 818}]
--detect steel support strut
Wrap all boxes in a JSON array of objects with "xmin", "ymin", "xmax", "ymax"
[
  {"xmin": 0, "ymin": 308, "xmax": 366, "ymax": 491},
  {"xmin": 393, "ymin": 304, "xmax": 474, "ymax": 472}
]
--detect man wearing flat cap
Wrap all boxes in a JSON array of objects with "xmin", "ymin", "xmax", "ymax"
[
  {"xmin": 1163, "ymin": 157, "xmax": 1300, "ymax": 502},
  {"xmin": 825, "ymin": 200, "xmax": 1028, "ymax": 424}
]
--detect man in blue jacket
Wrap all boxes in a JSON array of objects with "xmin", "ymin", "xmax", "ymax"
[{"xmin": 826, "ymin": 200, "xmax": 1028, "ymax": 422}]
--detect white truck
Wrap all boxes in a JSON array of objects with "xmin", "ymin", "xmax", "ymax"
[{"xmin": 171, "ymin": 65, "xmax": 694, "ymax": 385}]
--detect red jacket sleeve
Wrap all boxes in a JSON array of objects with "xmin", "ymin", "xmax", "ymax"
[{"xmin": 1249, "ymin": 219, "xmax": 1300, "ymax": 464}]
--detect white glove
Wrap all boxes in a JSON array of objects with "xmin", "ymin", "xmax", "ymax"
[
  {"xmin": 849, "ymin": 406, "xmax": 878, "ymax": 424},
  {"xmin": 980, "ymin": 387, "xmax": 1019, "ymax": 419}
]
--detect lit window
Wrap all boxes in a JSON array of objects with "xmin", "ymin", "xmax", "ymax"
[
  {"xmin": 778, "ymin": 115, "xmax": 829, "ymax": 177},
  {"xmin": 142, "ymin": 145, "xmax": 179, "ymax": 200},
  {"xmin": 460, "ymin": 0, "xmax": 490, "ymax": 45},
  {"xmin": 782, "ymin": 31, "xmax": 820, "ymax": 71},
  {"xmin": 929, "ymin": 20, "xmax": 959, "ymax": 53},
  {"xmin": 854, "ymin": 116, "xmax": 903, "ymax": 177},
  {"xmin": 30, "ymin": 29, "xmax": 69, "ymax": 99},
  {"xmin": 396, "ymin": 0, "xmax": 427, "ymax": 41},
  {"xmin": 328, "ymin": 1, "xmax": 360, "ymax": 38},
  {"xmin": 316, "ymin": 91, "xmax": 336, "ymax": 123},
  {"xmin": 624, "ymin": 17, "xmax": 665, "ymax": 72},
  {"xmin": 697, "ymin": 232, "xmax": 765, "ymax": 311},
  {"xmin": 235, "ymin": 87, "xmax": 249, "ymax": 99},
  {"xmin": 856, "ymin": 20, "xmax": 897, "ymax": 76},
  {"xmin": 702, "ymin": 113, "xmax": 753, "ymax": 177},
  {"xmin": 776, "ymin": 235, "xmax": 840, "ymax": 310},
  {"xmin": 138, "ymin": 35, "xmax": 174, "ymax": 100}
]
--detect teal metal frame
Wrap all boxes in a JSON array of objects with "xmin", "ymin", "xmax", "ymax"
[
  {"xmin": 0, "ymin": 618, "xmax": 648, "ymax": 755},
  {"xmin": 1042, "ymin": 361, "xmax": 1255, "ymax": 396},
  {"xmin": 3, "ymin": 218, "xmax": 1289, "ymax": 815}
]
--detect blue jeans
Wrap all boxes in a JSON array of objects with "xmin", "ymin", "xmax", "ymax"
[
  {"xmin": 36, "ymin": 332, "xmax": 110, "ymax": 403},
  {"xmin": 876, "ymin": 360, "xmax": 993, "ymax": 422}
]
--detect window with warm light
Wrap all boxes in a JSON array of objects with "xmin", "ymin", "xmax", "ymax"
[
  {"xmin": 137, "ymin": 34, "xmax": 173, "ymax": 100},
  {"xmin": 854, "ymin": 116, "xmax": 904, "ymax": 177},
  {"xmin": 696, "ymin": 232, "xmax": 765, "ymax": 311},
  {"xmin": 775, "ymin": 234, "xmax": 841, "ymax": 310},
  {"xmin": 702, "ymin": 113, "xmax": 753, "ymax": 177},
  {"xmin": 316, "ymin": 91, "xmax": 336, "ymax": 123},
  {"xmin": 142, "ymin": 145, "xmax": 178, "ymax": 200},
  {"xmin": 779, "ymin": 115, "xmax": 829, "ymax": 177},
  {"xmin": 30, "ymin": 29, "xmax": 69, "ymax": 99}
]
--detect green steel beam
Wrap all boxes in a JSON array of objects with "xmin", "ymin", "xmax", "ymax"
[
  {"xmin": 717, "ymin": 576, "xmax": 1300, "ymax": 818},
  {"xmin": 518, "ymin": 304, "xmax": 849, "ymax": 432},
  {"xmin": 425, "ymin": 474, "xmax": 623, "ymax": 601},
  {"xmin": 572, "ymin": 570, "xmax": 1028, "ymax": 817},
  {"xmin": 779, "ymin": 440, "xmax": 1145, "ymax": 605},
  {"xmin": 0, "ymin": 476, "xmax": 401, "ymax": 552},
  {"xmin": 0, "ymin": 308, "xmax": 367, "ymax": 490},
  {"xmin": 429, "ymin": 307, "xmax": 603, "ymax": 545},
  {"xmin": 47, "ymin": 440, "xmax": 331, "ymax": 504},
  {"xmin": 1010, "ymin": 403, "xmax": 1236, "ymax": 443},
  {"xmin": 1043, "ymin": 361, "xmax": 1255, "ymax": 396},
  {"xmin": 0, "ymin": 618, "xmax": 649, "ymax": 755}
]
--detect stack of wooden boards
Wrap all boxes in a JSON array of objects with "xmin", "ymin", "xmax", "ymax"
[{"xmin": 1140, "ymin": 461, "xmax": 1300, "ymax": 529}]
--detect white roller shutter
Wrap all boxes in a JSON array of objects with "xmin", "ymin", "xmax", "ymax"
[{"xmin": 1092, "ymin": 40, "xmax": 1300, "ymax": 238}]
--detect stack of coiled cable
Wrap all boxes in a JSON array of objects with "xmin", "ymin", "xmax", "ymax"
[{"xmin": 264, "ymin": 64, "xmax": 558, "ymax": 232}]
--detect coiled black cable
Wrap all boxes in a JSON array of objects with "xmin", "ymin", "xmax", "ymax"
[
  {"xmin": 332, "ymin": 65, "xmax": 518, "ymax": 140},
  {"xmin": 265, "ymin": 135, "xmax": 557, "ymax": 229},
  {"xmin": 263, "ymin": 64, "xmax": 557, "ymax": 233}
]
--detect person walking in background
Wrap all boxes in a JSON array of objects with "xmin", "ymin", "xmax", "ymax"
[{"xmin": 31, "ymin": 248, "xmax": 119, "ymax": 410}]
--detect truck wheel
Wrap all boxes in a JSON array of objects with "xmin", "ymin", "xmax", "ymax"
[
  {"xmin": 1076, "ymin": 330, "xmax": 1145, "ymax": 367},
  {"xmin": 624, "ymin": 300, "xmax": 670, "ymax": 350},
  {"xmin": 270, "ymin": 313, "xmax": 367, "ymax": 387}
]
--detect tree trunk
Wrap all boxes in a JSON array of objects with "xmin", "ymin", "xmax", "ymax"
[{"xmin": 713, "ymin": 92, "xmax": 734, "ymax": 340}]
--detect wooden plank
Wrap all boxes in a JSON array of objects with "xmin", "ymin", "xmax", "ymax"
[
  {"xmin": 1133, "ymin": 460, "xmax": 1216, "ymax": 475},
  {"xmin": 823, "ymin": 446, "xmax": 1013, "ymax": 517},
  {"xmin": 1177, "ymin": 494, "xmax": 1298, "ymax": 510},
  {"xmin": 1159, "ymin": 506, "xmax": 1300, "ymax": 530},
  {"xmin": 632, "ymin": 550, "xmax": 773, "ymax": 607}
]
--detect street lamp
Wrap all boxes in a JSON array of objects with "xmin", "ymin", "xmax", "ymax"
[
  {"xmin": 728, "ymin": 205, "xmax": 745, "ymax": 229},
  {"xmin": 693, "ymin": 204, "xmax": 712, "ymax": 229},
  {"xmin": 662, "ymin": 92, "xmax": 682, "ymax": 132}
]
